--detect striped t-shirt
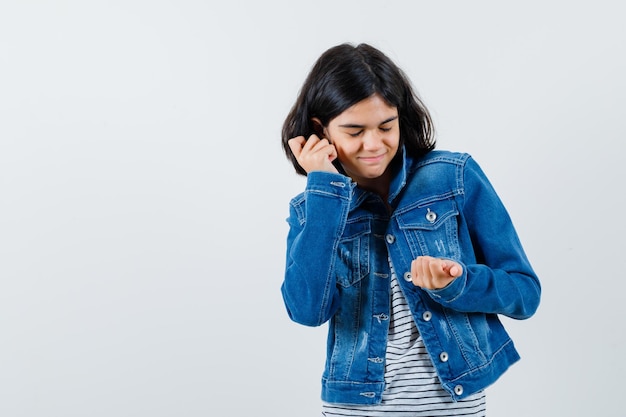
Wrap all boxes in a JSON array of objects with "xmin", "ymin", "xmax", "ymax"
[{"xmin": 321, "ymin": 260, "xmax": 486, "ymax": 416}]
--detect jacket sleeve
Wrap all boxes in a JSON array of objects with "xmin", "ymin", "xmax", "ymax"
[
  {"xmin": 281, "ymin": 171, "xmax": 354, "ymax": 327},
  {"xmin": 425, "ymin": 157, "xmax": 541, "ymax": 319}
]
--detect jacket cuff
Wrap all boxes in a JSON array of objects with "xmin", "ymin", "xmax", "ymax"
[
  {"xmin": 306, "ymin": 171, "xmax": 355, "ymax": 198},
  {"xmin": 425, "ymin": 264, "xmax": 468, "ymax": 304}
]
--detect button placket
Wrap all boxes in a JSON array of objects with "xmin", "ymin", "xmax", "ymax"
[{"xmin": 373, "ymin": 313, "xmax": 389, "ymax": 324}]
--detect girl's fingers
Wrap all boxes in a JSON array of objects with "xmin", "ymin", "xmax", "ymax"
[
  {"xmin": 289, "ymin": 135, "xmax": 338, "ymax": 174},
  {"xmin": 288, "ymin": 136, "xmax": 306, "ymax": 157},
  {"xmin": 411, "ymin": 257, "xmax": 461, "ymax": 289},
  {"xmin": 442, "ymin": 260, "xmax": 463, "ymax": 278}
]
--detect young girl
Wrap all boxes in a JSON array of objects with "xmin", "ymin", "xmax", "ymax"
[{"xmin": 280, "ymin": 43, "xmax": 541, "ymax": 416}]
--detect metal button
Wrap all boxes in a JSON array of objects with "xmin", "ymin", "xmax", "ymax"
[
  {"xmin": 403, "ymin": 272, "xmax": 412, "ymax": 282},
  {"xmin": 439, "ymin": 352, "xmax": 449, "ymax": 362},
  {"xmin": 426, "ymin": 208, "xmax": 437, "ymax": 223},
  {"xmin": 422, "ymin": 311, "xmax": 432, "ymax": 321},
  {"xmin": 385, "ymin": 234, "xmax": 395, "ymax": 244},
  {"xmin": 454, "ymin": 385, "xmax": 464, "ymax": 395}
]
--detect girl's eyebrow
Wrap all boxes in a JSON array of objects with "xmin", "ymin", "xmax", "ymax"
[{"xmin": 338, "ymin": 115, "xmax": 399, "ymax": 129}]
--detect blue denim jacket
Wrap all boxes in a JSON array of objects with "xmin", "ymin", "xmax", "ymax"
[{"xmin": 281, "ymin": 150, "xmax": 541, "ymax": 404}]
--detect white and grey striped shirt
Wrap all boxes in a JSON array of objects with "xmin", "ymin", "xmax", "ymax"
[{"xmin": 322, "ymin": 260, "xmax": 486, "ymax": 416}]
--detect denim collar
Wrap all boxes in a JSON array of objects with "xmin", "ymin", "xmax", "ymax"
[
  {"xmin": 350, "ymin": 146, "xmax": 411, "ymax": 209},
  {"xmin": 388, "ymin": 146, "xmax": 410, "ymax": 205}
]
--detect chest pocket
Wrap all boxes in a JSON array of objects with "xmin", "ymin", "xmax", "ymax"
[
  {"xmin": 335, "ymin": 219, "xmax": 370, "ymax": 288},
  {"xmin": 397, "ymin": 198, "xmax": 461, "ymax": 260}
]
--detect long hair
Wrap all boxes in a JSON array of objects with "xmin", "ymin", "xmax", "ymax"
[{"xmin": 282, "ymin": 43, "xmax": 435, "ymax": 175}]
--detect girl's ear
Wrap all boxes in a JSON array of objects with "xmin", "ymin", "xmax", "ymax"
[{"xmin": 311, "ymin": 117, "xmax": 325, "ymax": 138}]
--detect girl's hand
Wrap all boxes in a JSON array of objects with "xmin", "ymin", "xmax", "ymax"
[
  {"xmin": 288, "ymin": 134, "xmax": 339, "ymax": 174},
  {"xmin": 411, "ymin": 256, "xmax": 463, "ymax": 290}
]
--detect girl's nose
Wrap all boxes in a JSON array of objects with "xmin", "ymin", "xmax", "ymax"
[{"xmin": 363, "ymin": 129, "xmax": 384, "ymax": 150}]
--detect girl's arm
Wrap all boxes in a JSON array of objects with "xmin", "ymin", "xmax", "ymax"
[
  {"xmin": 423, "ymin": 157, "xmax": 541, "ymax": 320},
  {"xmin": 281, "ymin": 171, "xmax": 353, "ymax": 326}
]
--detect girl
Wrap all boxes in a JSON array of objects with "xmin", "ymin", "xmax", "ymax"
[{"xmin": 280, "ymin": 43, "xmax": 540, "ymax": 416}]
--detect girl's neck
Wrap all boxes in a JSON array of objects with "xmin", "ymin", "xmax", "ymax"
[{"xmin": 357, "ymin": 171, "xmax": 391, "ymax": 202}]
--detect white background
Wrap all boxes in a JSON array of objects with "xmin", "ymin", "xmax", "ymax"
[{"xmin": 1, "ymin": 1, "xmax": 624, "ymax": 416}]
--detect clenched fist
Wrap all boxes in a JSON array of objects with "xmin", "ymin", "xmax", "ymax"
[
  {"xmin": 411, "ymin": 256, "xmax": 463, "ymax": 290},
  {"xmin": 288, "ymin": 134, "xmax": 339, "ymax": 174}
]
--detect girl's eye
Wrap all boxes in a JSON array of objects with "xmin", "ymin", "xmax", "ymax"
[
  {"xmin": 348, "ymin": 130, "xmax": 363, "ymax": 137},
  {"xmin": 380, "ymin": 127, "xmax": 392, "ymax": 132}
]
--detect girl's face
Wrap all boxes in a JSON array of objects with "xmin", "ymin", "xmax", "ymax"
[{"xmin": 324, "ymin": 94, "xmax": 400, "ymax": 191}]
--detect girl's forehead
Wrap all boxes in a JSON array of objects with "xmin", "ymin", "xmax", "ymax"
[{"xmin": 332, "ymin": 94, "xmax": 398, "ymax": 124}]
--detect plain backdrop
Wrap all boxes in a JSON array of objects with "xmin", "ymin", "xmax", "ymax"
[{"xmin": 1, "ymin": 1, "xmax": 624, "ymax": 416}]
